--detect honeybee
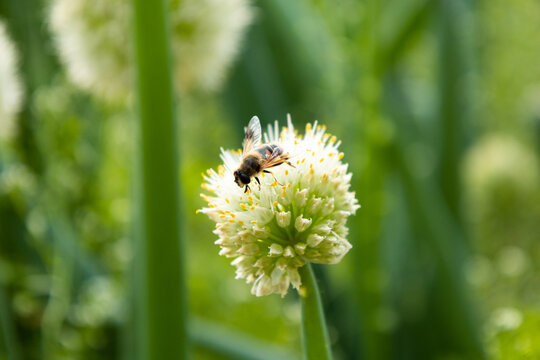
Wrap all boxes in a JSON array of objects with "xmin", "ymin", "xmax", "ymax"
[{"xmin": 234, "ymin": 116, "xmax": 294, "ymax": 193}]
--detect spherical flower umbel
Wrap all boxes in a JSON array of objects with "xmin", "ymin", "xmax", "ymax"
[
  {"xmin": 49, "ymin": 0, "xmax": 253, "ymax": 103},
  {"xmin": 199, "ymin": 116, "xmax": 360, "ymax": 297},
  {"xmin": 0, "ymin": 21, "xmax": 23, "ymax": 140}
]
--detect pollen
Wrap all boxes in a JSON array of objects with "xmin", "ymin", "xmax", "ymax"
[
  {"xmin": 225, "ymin": 198, "xmax": 230, "ymax": 203},
  {"xmin": 301, "ymin": 158, "xmax": 306, "ymax": 164},
  {"xmin": 285, "ymin": 170, "xmax": 288, "ymax": 175},
  {"xmin": 330, "ymin": 136, "xmax": 337, "ymax": 143},
  {"xmin": 306, "ymin": 123, "xmax": 312, "ymax": 132},
  {"xmin": 250, "ymin": 206, "xmax": 255, "ymax": 210},
  {"xmin": 338, "ymin": 152, "xmax": 344, "ymax": 160},
  {"xmin": 250, "ymin": 220, "xmax": 257, "ymax": 224},
  {"xmin": 219, "ymin": 214, "xmax": 226, "ymax": 218},
  {"xmin": 272, "ymin": 201, "xmax": 278, "ymax": 207},
  {"xmin": 271, "ymin": 181, "xmax": 278, "ymax": 187},
  {"xmin": 328, "ymin": 152, "xmax": 335, "ymax": 157},
  {"xmin": 319, "ymin": 158, "xmax": 324, "ymax": 163},
  {"xmin": 312, "ymin": 151, "xmax": 315, "ymax": 157},
  {"xmin": 240, "ymin": 203, "xmax": 247, "ymax": 210},
  {"xmin": 237, "ymin": 220, "xmax": 244, "ymax": 225},
  {"xmin": 228, "ymin": 219, "xmax": 235, "ymax": 223}
]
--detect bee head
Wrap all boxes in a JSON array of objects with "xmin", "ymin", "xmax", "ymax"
[{"xmin": 234, "ymin": 170, "xmax": 250, "ymax": 187}]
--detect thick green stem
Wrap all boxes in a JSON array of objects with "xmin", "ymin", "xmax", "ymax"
[
  {"xmin": 299, "ymin": 264, "xmax": 332, "ymax": 360},
  {"xmin": 130, "ymin": 0, "xmax": 187, "ymax": 359}
]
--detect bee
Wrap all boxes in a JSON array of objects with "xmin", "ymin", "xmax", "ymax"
[{"xmin": 234, "ymin": 116, "xmax": 294, "ymax": 193}]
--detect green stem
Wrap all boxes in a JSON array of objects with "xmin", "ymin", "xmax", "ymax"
[
  {"xmin": 130, "ymin": 0, "xmax": 187, "ymax": 359},
  {"xmin": 0, "ymin": 281, "xmax": 21, "ymax": 360},
  {"xmin": 299, "ymin": 264, "xmax": 332, "ymax": 360}
]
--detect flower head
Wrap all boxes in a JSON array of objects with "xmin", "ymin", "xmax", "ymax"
[
  {"xmin": 0, "ymin": 21, "xmax": 23, "ymax": 140},
  {"xmin": 199, "ymin": 116, "xmax": 360, "ymax": 297},
  {"xmin": 49, "ymin": 0, "xmax": 253, "ymax": 103}
]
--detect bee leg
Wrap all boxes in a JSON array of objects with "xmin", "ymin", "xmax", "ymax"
[
  {"xmin": 255, "ymin": 177, "xmax": 261, "ymax": 190},
  {"xmin": 285, "ymin": 161, "xmax": 296, "ymax": 168},
  {"xmin": 244, "ymin": 185, "xmax": 250, "ymax": 193},
  {"xmin": 263, "ymin": 170, "xmax": 282, "ymax": 186}
]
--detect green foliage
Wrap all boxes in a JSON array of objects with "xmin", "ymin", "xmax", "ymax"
[{"xmin": 1, "ymin": 0, "xmax": 539, "ymax": 359}]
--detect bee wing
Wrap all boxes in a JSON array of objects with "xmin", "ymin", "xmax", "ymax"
[
  {"xmin": 261, "ymin": 146, "xmax": 291, "ymax": 170},
  {"xmin": 243, "ymin": 116, "xmax": 262, "ymax": 153}
]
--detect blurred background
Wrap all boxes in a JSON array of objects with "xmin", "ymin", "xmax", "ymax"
[{"xmin": 1, "ymin": 0, "xmax": 540, "ymax": 359}]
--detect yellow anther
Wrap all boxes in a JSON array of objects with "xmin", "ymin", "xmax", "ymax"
[
  {"xmin": 271, "ymin": 181, "xmax": 278, "ymax": 187},
  {"xmin": 272, "ymin": 201, "xmax": 278, "ymax": 207},
  {"xmin": 240, "ymin": 203, "xmax": 247, "ymax": 210},
  {"xmin": 228, "ymin": 219, "xmax": 235, "ymax": 223},
  {"xmin": 285, "ymin": 170, "xmax": 289, "ymax": 175},
  {"xmin": 320, "ymin": 158, "xmax": 324, "ymax": 163},
  {"xmin": 330, "ymin": 136, "xmax": 337, "ymax": 143},
  {"xmin": 338, "ymin": 152, "xmax": 344, "ymax": 160},
  {"xmin": 237, "ymin": 220, "xmax": 244, "ymax": 225},
  {"xmin": 250, "ymin": 220, "xmax": 257, "ymax": 224}
]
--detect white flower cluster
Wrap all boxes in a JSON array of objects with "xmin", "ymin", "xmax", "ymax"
[
  {"xmin": 464, "ymin": 134, "xmax": 540, "ymax": 206},
  {"xmin": 199, "ymin": 116, "xmax": 360, "ymax": 297},
  {"xmin": 49, "ymin": 0, "xmax": 253, "ymax": 103},
  {"xmin": 0, "ymin": 21, "xmax": 23, "ymax": 140}
]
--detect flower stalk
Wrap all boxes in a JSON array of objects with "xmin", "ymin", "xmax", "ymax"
[
  {"xmin": 299, "ymin": 264, "xmax": 333, "ymax": 360},
  {"xmin": 130, "ymin": 0, "xmax": 186, "ymax": 358}
]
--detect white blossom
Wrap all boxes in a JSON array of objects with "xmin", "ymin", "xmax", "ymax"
[
  {"xmin": 49, "ymin": 0, "xmax": 253, "ymax": 103},
  {"xmin": 199, "ymin": 116, "xmax": 360, "ymax": 297},
  {"xmin": 0, "ymin": 21, "xmax": 23, "ymax": 140}
]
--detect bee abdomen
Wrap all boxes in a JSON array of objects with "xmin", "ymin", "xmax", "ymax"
[{"xmin": 256, "ymin": 144, "xmax": 282, "ymax": 158}]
